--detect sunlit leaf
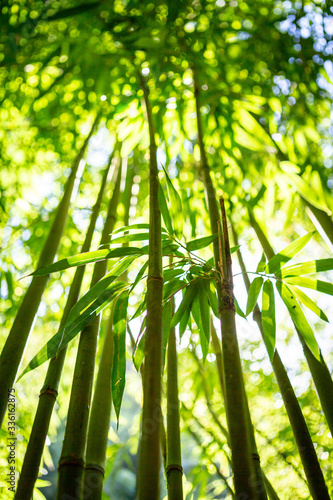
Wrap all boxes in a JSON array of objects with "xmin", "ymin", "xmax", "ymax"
[
  {"xmin": 112, "ymin": 291, "xmax": 129, "ymax": 427},
  {"xmin": 246, "ymin": 277, "xmax": 263, "ymax": 316},
  {"xmin": 265, "ymin": 232, "xmax": 315, "ymax": 274},
  {"xmin": 261, "ymin": 280, "xmax": 276, "ymax": 360}
]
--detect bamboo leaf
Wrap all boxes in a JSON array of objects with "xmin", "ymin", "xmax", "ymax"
[
  {"xmin": 158, "ymin": 184, "xmax": 174, "ymax": 235},
  {"xmin": 284, "ymin": 277, "xmax": 333, "ymax": 296},
  {"xmin": 277, "ymin": 258, "xmax": 333, "ymax": 278},
  {"xmin": 186, "ymin": 234, "xmax": 218, "ymax": 252},
  {"xmin": 29, "ymin": 247, "xmax": 144, "ymax": 276},
  {"xmin": 265, "ymin": 232, "xmax": 315, "ymax": 274},
  {"xmin": 276, "ymin": 281, "xmax": 320, "ymax": 360},
  {"xmin": 261, "ymin": 280, "xmax": 276, "ymax": 360},
  {"xmin": 203, "ymin": 280, "xmax": 219, "ymax": 318},
  {"xmin": 133, "ymin": 319, "xmax": 146, "ymax": 371},
  {"xmin": 234, "ymin": 297, "xmax": 246, "ymax": 318},
  {"xmin": 19, "ymin": 281, "xmax": 127, "ymax": 379},
  {"xmin": 163, "ymin": 267, "xmax": 185, "ymax": 282},
  {"xmin": 179, "ymin": 306, "xmax": 191, "ymax": 338},
  {"xmin": 130, "ymin": 261, "xmax": 149, "ymax": 292},
  {"xmin": 162, "ymin": 166, "xmax": 183, "ymax": 238},
  {"xmin": 163, "ymin": 278, "xmax": 186, "ymax": 302},
  {"xmin": 256, "ymin": 253, "xmax": 266, "ymax": 273},
  {"xmin": 198, "ymin": 280, "xmax": 211, "ymax": 343},
  {"xmin": 191, "ymin": 294, "xmax": 209, "ymax": 361},
  {"xmin": 287, "ymin": 285, "xmax": 329, "ymax": 322},
  {"xmin": 246, "ymin": 277, "xmax": 264, "ymax": 316},
  {"xmin": 170, "ymin": 281, "xmax": 198, "ymax": 328},
  {"xmin": 162, "ymin": 301, "xmax": 172, "ymax": 369},
  {"xmin": 112, "ymin": 291, "xmax": 129, "ymax": 428},
  {"xmin": 112, "ymin": 223, "xmax": 167, "ymax": 234}
]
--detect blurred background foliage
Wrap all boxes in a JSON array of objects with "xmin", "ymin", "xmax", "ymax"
[{"xmin": 0, "ymin": 0, "xmax": 333, "ymax": 498}]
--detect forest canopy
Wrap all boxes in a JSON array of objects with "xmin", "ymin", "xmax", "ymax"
[{"xmin": 0, "ymin": 0, "xmax": 333, "ymax": 499}]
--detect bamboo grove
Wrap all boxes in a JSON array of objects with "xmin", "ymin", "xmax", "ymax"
[{"xmin": 1, "ymin": 0, "xmax": 333, "ymax": 499}]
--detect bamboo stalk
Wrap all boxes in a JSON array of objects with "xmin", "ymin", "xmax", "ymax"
[
  {"xmin": 15, "ymin": 159, "xmax": 112, "ymax": 500},
  {"xmin": 166, "ymin": 294, "xmax": 183, "ymax": 500},
  {"xmin": 137, "ymin": 72, "xmax": 164, "ymax": 500},
  {"xmin": 193, "ymin": 73, "xmax": 257, "ymax": 498},
  {"xmin": 57, "ymin": 151, "xmax": 122, "ymax": 500},
  {"xmin": 82, "ymin": 158, "xmax": 135, "ymax": 499},
  {"xmin": 245, "ymin": 215, "xmax": 331, "ymax": 498},
  {"xmin": 249, "ymin": 210, "xmax": 333, "ymax": 436},
  {"xmin": 0, "ymin": 115, "xmax": 100, "ymax": 428}
]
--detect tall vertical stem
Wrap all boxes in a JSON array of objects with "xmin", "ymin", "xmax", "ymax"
[
  {"xmin": 246, "ymin": 214, "xmax": 331, "ymax": 498},
  {"xmin": 15, "ymin": 160, "xmax": 112, "ymax": 500},
  {"xmin": 193, "ymin": 74, "xmax": 257, "ymax": 498},
  {"xmin": 166, "ymin": 293, "xmax": 183, "ymax": 500},
  {"xmin": 0, "ymin": 115, "xmax": 100, "ymax": 428},
  {"xmin": 57, "ymin": 152, "xmax": 122, "ymax": 500},
  {"xmin": 137, "ymin": 71, "xmax": 164, "ymax": 500}
]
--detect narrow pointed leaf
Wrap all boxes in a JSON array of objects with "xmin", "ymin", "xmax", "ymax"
[
  {"xmin": 133, "ymin": 321, "xmax": 146, "ymax": 371},
  {"xmin": 284, "ymin": 277, "xmax": 333, "ymax": 296},
  {"xmin": 162, "ymin": 301, "xmax": 172, "ymax": 369},
  {"xmin": 19, "ymin": 282, "xmax": 127, "ymax": 379},
  {"xmin": 277, "ymin": 258, "xmax": 333, "ymax": 278},
  {"xmin": 256, "ymin": 253, "xmax": 266, "ymax": 273},
  {"xmin": 234, "ymin": 297, "xmax": 246, "ymax": 318},
  {"xmin": 179, "ymin": 306, "xmax": 191, "ymax": 338},
  {"xmin": 158, "ymin": 184, "xmax": 174, "ymax": 235},
  {"xmin": 246, "ymin": 277, "xmax": 264, "ymax": 316},
  {"xmin": 276, "ymin": 281, "xmax": 320, "ymax": 360},
  {"xmin": 261, "ymin": 280, "xmax": 276, "ymax": 360},
  {"xmin": 29, "ymin": 247, "xmax": 143, "ymax": 276},
  {"xmin": 130, "ymin": 260, "xmax": 148, "ymax": 292},
  {"xmin": 191, "ymin": 294, "xmax": 209, "ymax": 361},
  {"xmin": 265, "ymin": 232, "xmax": 315, "ymax": 274},
  {"xmin": 203, "ymin": 281, "xmax": 219, "ymax": 318},
  {"xmin": 187, "ymin": 234, "xmax": 218, "ymax": 252},
  {"xmin": 170, "ymin": 281, "xmax": 198, "ymax": 328},
  {"xmin": 163, "ymin": 278, "xmax": 186, "ymax": 302},
  {"xmin": 112, "ymin": 291, "xmax": 129, "ymax": 427},
  {"xmin": 287, "ymin": 285, "xmax": 329, "ymax": 322},
  {"xmin": 112, "ymin": 223, "xmax": 168, "ymax": 234},
  {"xmin": 162, "ymin": 166, "xmax": 183, "ymax": 237}
]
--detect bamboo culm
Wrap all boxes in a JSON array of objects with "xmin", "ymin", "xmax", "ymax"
[
  {"xmin": 249, "ymin": 210, "xmax": 333, "ymax": 437},
  {"xmin": 0, "ymin": 115, "xmax": 100, "ymax": 428},
  {"xmin": 137, "ymin": 72, "xmax": 164, "ymax": 500},
  {"xmin": 194, "ymin": 73, "xmax": 258, "ymax": 499},
  {"xmin": 246, "ymin": 215, "xmax": 331, "ymax": 499},
  {"xmin": 15, "ymin": 159, "xmax": 112, "ymax": 500},
  {"xmin": 166, "ymin": 294, "xmax": 184, "ymax": 500},
  {"xmin": 83, "ymin": 159, "xmax": 135, "ymax": 499},
  {"xmin": 57, "ymin": 152, "xmax": 122, "ymax": 500}
]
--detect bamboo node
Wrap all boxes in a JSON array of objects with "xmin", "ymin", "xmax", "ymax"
[
  {"xmin": 85, "ymin": 463, "xmax": 105, "ymax": 477},
  {"xmin": 39, "ymin": 387, "xmax": 58, "ymax": 400},
  {"xmin": 165, "ymin": 464, "xmax": 183, "ymax": 476},
  {"xmin": 147, "ymin": 275, "xmax": 164, "ymax": 284},
  {"xmin": 58, "ymin": 456, "xmax": 84, "ymax": 469}
]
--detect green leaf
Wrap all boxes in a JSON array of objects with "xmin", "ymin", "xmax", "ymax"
[
  {"xmin": 198, "ymin": 281, "xmax": 211, "ymax": 344},
  {"xmin": 256, "ymin": 253, "xmax": 266, "ymax": 273},
  {"xmin": 19, "ymin": 281, "xmax": 127, "ymax": 379},
  {"xmin": 203, "ymin": 280, "xmax": 219, "ymax": 318},
  {"xmin": 261, "ymin": 280, "xmax": 276, "ymax": 360},
  {"xmin": 29, "ymin": 247, "xmax": 144, "ymax": 276},
  {"xmin": 112, "ymin": 291, "xmax": 129, "ymax": 428},
  {"xmin": 284, "ymin": 277, "xmax": 333, "ymax": 296},
  {"xmin": 162, "ymin": 301, "xmax": 172, "ymax": 369},
  {"xmin": 133, "ymin": 326, "xmax": 145, "ymax": 372},
  {"xmin": 158, "ymin": 184, "xmax": 174, "ymax": 235},
  {"xmin": 277, "ymin": 258, "xmax": 333, "ymax": 278},
  {"xmin": 179, "ymin": 306, "xmax": 191, "ymax": 338},
  {"xmin": 287, "ymin": 285, "xmax": 329, "ymax": 322},
  {"xmin": 246, "ymin": 277, "xmax": 264, "ymax": 316},
  {"xmin": 282, "ymin": 171, "xmax": 331, "ymax": 214},
  {"xmin": 162, "ymin": 166, "xmax": 183, "ymax": 238},
  {"xmin": 276, "ymin": 281, "xmax": 320, "ymax": 360},
  {"xmin": 163, "ymin": 267, "xmax": 185, "ymax": 282},
  {"xmin": 234, "ymin": 297, "xmax": 246, "ymax": 318},
  {"xmin": 130, "ymin": 261, "xmax": 148, "ymax": 292},
  {"xmin": 186, "ymin": 234, "xmax": 218, "ymax": 252},
  {"xmin": 163, "ymin": 278, "xmax": 186, "ymax": 302},
  {"xmin": 170, "ymin": 281, "xmax": 198, "ymax": 329},
  {"xmin": 112, "ymin": 223, "xmax": 167, "ymax": 235},
  {"xmin": 191, "ymin": 294, "xmax": 209, "ymax": 361},
  {"xmin": 265, "ymin": 232, "xmax": 315, "ymax": 274}
]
